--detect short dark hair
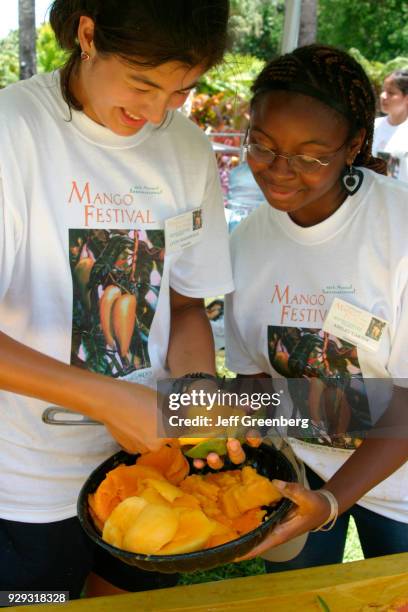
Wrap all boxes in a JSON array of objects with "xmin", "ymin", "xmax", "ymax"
[
  {"xmin": 388, "ymin": 69, "xmax": 408, "ymax": 96},
  {"xmin": 251, "ymin": 44, "xmax": 387, "ymax": 175},
  {"xmin": 50, "ymin": 0, "xmax": 230, "ymax": 109}
]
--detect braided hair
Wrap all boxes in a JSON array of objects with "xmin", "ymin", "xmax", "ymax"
[{"xmin": 251, "ymin": 45, "xmax": 387, "ymax": 175}]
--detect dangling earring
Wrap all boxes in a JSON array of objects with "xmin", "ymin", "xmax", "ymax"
[
  {"xmin": 341, "ymin": 162, "xmax": 364, "ymax": 196},
  {"xmin": 80, "ymin": 50, "xmax": 90, "ymax": 61}
]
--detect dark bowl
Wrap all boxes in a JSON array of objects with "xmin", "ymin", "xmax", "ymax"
[{"xmin": 77, "ymin": 443, "xmax": 297, "ymax": 573}]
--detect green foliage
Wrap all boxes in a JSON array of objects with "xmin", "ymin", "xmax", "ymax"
[
  {"xmin": 343, "ymin": 518, "xmax": 363, "ymax": 563},
  {"xmin": 192, "ymin": 53, "xmax": 264, "ymax": 132},
  {"xmin": 191, "ymin": 92, "xmax": 249, "ymax": 131},
  {"xmin": 348, "ymin": 48, "xmax": 408, "ymax": 93},
  {"xmin": 228, "ymin": 0, "xmax": 285, "ymax": 60},
  {"xmin": 37, "ymin": 23, "xmax": 67, "ymax": 73},
  {"xmin": 318, "ymin": 0, "xmax": 408, "ymax": 63},
  {"xmin": 0, "ymin": 30, "xmax": 19, "ymax": 88},
  {"xmin": 0, "ymin": 24, "xmax": 67, "ymax": 88},
  {"xmin": 199, "ymin": 53, "xmax": 264, "ymax": 98},
  {"xmin": 179, "ymin": 558, "xmax": 265, "ymax": 585}
]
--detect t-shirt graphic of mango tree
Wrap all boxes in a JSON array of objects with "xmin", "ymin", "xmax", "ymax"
[
  {"xmin": 267, "ymin": 326, "xmax": 370, "ymax": 449},
  {"xmin": 70, "ymin": 229, "xmax": 164, "ymax": 377}
]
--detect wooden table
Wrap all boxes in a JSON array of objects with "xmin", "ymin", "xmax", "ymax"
[{"xmin": 12, "ymin": 553, "xmax": 408, "ymax": 611}]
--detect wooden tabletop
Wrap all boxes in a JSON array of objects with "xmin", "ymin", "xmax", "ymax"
[{"xmin": 11, "ymin": 552, "xmax": 408, "ymax": 612}]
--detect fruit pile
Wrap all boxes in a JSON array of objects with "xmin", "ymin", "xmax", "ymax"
[{"xmin": 88, "ymin": 445, "xmax": 282, "ymax": 556}]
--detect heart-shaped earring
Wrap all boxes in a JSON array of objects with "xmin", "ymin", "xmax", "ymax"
[{"xmin": 341, "ymin": 165, "xmax": 364, "ymax": 196}]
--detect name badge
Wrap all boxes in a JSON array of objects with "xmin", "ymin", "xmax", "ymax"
[
  {"xmin": 323, "ymin": 297, "xmax": 388, "ymax": 352},
  {"xmin": 165, "ymin": 208, "xmax": 203, "ymax": 254}
]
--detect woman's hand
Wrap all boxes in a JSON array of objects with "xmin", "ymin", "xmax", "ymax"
[
  {"xmin": 193, "ymin": 431, "xmax": 263, "ymax": 470},
  {"xmin": 237, "ymin": 481, "xmax": 332, "ymax": 560},
  {"xmin": 0, "ymin": 331, "xmax": 168, "ymax": 455},
  {"xmin": 96, "ymin": 379, "xmax": 169, "ymax": 455}
]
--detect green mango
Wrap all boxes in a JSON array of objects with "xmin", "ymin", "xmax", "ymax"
[{"xmin": 184, "ymin": 438, "xmax": 227, "ymax": 459}]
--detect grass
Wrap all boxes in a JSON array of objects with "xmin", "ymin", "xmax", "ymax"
[
  {"xmin": 180, "ymin": 518, "xmax": 364, "ymax": 585},
  {"xmin": 343, "ymin": 517, "xmax": 364, "ymax": 562}
]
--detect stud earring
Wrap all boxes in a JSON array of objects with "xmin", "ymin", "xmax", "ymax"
[
  {"xmin": 80, "ymin": 50, "xmax": 90, "ymax": 61},
  {"xmin": 341, "ymin": 163, "xmax": 364, "ymax": 196}
]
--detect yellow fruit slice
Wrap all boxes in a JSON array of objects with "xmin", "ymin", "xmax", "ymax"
[
  {"xmin": 178, "ymin": 437, "xmax": 209, "ymax": 446},
  {"xmin": 143, "ymin": 478, "xmax": 183, "ymax": 503},
  {"xmin": 122, "ymin": 505, "xmax": 179, "ymax": 555},
  {"xmin": 139, "ymin": 486, "xmax": 171, "ymax": 507},
  {"xmin": 159, "ymin": 509, "xmax": 215, "ymax": 555},
  {"xmin": 102, "ymin": 496, "xmax": 147, "ymax": 549}
]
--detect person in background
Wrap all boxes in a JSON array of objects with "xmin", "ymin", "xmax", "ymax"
[
  {"xmin": 0, "ymin": 0, "xmax": 233, "ymax": 599},
  {"xmin": 372, "ymin": 69, "xmax": 408, "ymax": 181},
  {"xmin": 225, "ymin": 45, "xmax": 408, "ymax": 570}
]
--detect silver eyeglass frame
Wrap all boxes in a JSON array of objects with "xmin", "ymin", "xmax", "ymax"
[{"xmin": 242, "ymin": 133, "xmax": 349, "ymax": 173}]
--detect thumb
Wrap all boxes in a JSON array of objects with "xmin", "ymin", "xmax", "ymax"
[{"xmin": 272, "ymin": 479, "xmax": 305, "ymax": 504}]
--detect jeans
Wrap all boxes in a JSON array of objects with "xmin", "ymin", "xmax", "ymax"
[{"xmin": 264, "ymin": 465, "xmax": 408, "ymax": 573}]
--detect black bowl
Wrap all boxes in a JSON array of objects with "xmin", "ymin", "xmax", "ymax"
[{"xmin": 77, "ymin": 443, "xmax": 297, "ymax": 573}]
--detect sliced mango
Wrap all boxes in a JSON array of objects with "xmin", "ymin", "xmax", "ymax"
[
  {"xmin": 232, "ymin": 508, "xmax": 267, "ymax": 534},
  {"xmin": 180, "ymin": 475, "xmax": 220, "ymax": 499},
  {"xmin": 139, "ymin": 487, "xmax": 171, "ymax": 507},
  {"xmin": 159, "ymin": 509, "xmax": 215, "ymax": 555},
  {"xmin": 137, "ymin": 446, "xmax": 189, "ymax": 484},
  {"xmin": 172, "ymin": 493, "xmax": 201, "ymax": 510},
  {"xmin": 220, "ymin": 486, "xmax": 242, "ymax": 519},
  {"xmin": 122, "ymin": 504, "xmax": 179, "ymax": 555},
  {"xmin": 143, "ymin": 478, "xmax": 183, "ymax": 503},
  {"xmin": 102, "ymin": 496, "xmax": 147, "ymax": 548}
]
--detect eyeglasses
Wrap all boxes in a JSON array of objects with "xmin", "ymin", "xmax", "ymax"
[{"xmin": 243, "ymin": 139, "xmax": 348, "ymax": 174}]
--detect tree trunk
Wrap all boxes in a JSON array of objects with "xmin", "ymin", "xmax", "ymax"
[
  {"xmin": 19, "ymin": 0, "xmax": 37, "ymax": 80},
  {"xmin": 298, "ymin": 0, "xmax": 317, "ymax": 47}
]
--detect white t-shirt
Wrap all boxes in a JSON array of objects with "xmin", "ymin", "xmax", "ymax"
[
  {"xmin": 0, "ymin": 72, "xmax": 234, "ymax": 522},
  {"xmin": 225, "ymin": 168, "xmax": 408, "ymax": 523},
  {"xmin": 373, "ymin": 116, "xmax": 408, "ymax": 182}
]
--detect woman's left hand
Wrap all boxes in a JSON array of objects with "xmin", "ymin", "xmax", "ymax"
[
  {"xmin": 237, "ymin": 481, "xmax": 332, "ymax": 560},
  {"xmin": 193, "ymin": 431, "xmax": 262, "ymax": 470}
]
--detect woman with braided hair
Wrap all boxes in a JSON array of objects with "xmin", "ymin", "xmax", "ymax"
[{"xmin": 225, "ymin": 45, "xmax": 408, "ymax": 568}]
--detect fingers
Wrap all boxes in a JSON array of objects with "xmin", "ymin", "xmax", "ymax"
[
  {"xmin": 193, "ymin": 454, "xmax": 224, "ymax": 471},
  {"xmin": 272, "ymin": 479, "xmax": 313, "ymax": 506},
  {"xmin": 236, "ymin": 513, "xmax": 309, "ymax": 560},
  {"xmin": 105, "ymin": 425, "xmax": 166, "ymax": 455},
  {"xmin": 119, "ymin": 440, "xmax": 150, "ymax": 455},
  {"xmin": 272, "ymin": 481, "xmax": 332, "ymax": 522},
  {"xmin": 245, "ymin": 429, "xmax": 262, "ymax": 448},
  {"xmin": 206, "ymin": 452, "xmax": 224, "ymax": 470},
  {"xmin": 227, "ymin": 438, "xmax": 246, "ymax": 464},
  {"xmin": 236, "ymin": 484, "xmax": 336, "ymax": 561},
  {"xmin": 145, "ymin": 439, "xmax": 167, "ymax": 452}
]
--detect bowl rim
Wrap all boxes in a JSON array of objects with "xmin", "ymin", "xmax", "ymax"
[{"xmin": 77, "ymin": 444, "xmax": 296, "ymax": 563}]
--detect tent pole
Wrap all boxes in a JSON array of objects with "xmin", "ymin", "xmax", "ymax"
[{"xmin": 280, "ymin": 0, "xmax": 302, "ymax": 54}]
